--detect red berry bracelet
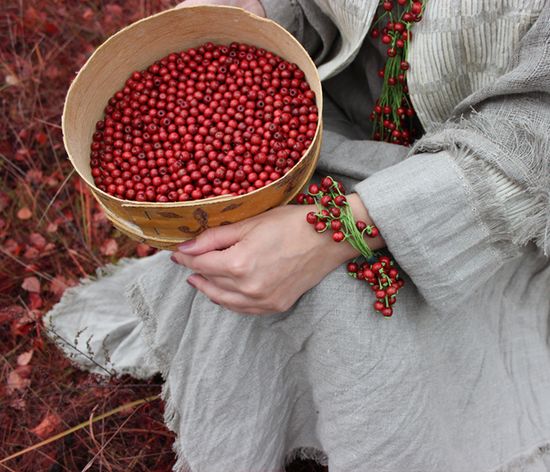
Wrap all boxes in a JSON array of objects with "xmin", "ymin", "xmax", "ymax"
[{"xmin": 296, "ymin": 176, "xmax": 404, "ymax": 317}]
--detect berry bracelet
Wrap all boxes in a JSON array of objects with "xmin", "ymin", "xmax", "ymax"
[{"xmin": 296, "ymin": 176, "xmax": 404, "ymax": 317}]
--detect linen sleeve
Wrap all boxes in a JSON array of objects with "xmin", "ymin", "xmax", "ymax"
[
  {"xmin": 354, "ymin": 7, "xmax": 550, "ymax": 310},
  {"xmin": 259, "ymin": 0, "xmax": 337, "ymax": 64}
]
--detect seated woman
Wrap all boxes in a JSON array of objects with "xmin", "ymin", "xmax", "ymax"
[{"xmin": 46, "ymin": 0, "xmax": 550, "ymax": 470}]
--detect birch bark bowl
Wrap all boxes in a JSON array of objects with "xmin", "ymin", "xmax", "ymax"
[{"xmin": 63, "ymin": 5, "xmax": 323, "ymax": 249}]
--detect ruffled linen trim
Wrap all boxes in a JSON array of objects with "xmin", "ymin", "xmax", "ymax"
[
  {"xmin": 411, "ymin": 110, "xmax": 550, "ymax": 256},
  {"xmin": 492, "ymin": 441, "xmax": 550, "ymax": 472},
  {"xmin": 43, "ymin": 257, "xmax": 154, "ymax": 380}
]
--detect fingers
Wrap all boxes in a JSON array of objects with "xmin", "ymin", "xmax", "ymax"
[
  {"xmin": 171, "ymin": 250, "xmax": 232, "ymax": 276},
  {"xmin": 176, "ymin": 223, "xmax": 243, "ymax": 256},
  {"xmin": 187, "ymin": 274, "xmax": 265, "ymax": 315}
]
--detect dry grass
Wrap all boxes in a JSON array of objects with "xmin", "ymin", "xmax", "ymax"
[{"xmin": 0, "ymin": 1, "xmax": 325, "ymax": 470}]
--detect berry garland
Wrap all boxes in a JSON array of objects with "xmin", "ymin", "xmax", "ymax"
[
  {"xmin": 298, "ymin": 0, "xmax": 426, "ymax": 316},
  {"xmin": 297, "ymin": 177, "xmax": 404, "ymax": 317},
  {"xmin": 369, "ymin": 0, "xmax": 426, "ymax": 146}
]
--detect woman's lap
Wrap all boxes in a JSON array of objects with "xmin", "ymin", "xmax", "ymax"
[{"xmin": 45, "ymin": 230, "xmax": 550, "ymax": 471}]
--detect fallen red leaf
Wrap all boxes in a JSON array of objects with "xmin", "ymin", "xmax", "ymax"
[
  {"xmin": 11, "ymin": 310, "xmax": 37, "ymax": 337},
  {"xmin": 23, "ymin": 246, "xmax": 40, "ymax": 260},
  {"xmin": 17, "ymin": 350, "xmax": 33, "ymax": 366},
  {"xmin": 45, "ymin": 66, "xmax": 60, "ymax": 80},
  {"xmin": 43, "ymin": 21, "xmax": 60, "ymax": 35},
  {"xmin": 30, "ymin": 412, "xmax": 61, "ymax": 438},
  {"xmin": 3, "ymin": 239, "xmax": 22, "ymax": 256},
  {"xmin": 29, "ymin": 292, "xmax": 43, "ymax": 309},
  {"xmin": 105, "ymin": 3, "xmax": 124, "ymax": 16},
  {"xmin": 50, "ymin": 275, "xmax": 74, "ymax": 298},
  {"xmin": 82, "ymin": 7, "xmax": 94, "ymax": 21},
  {"xmin": 6, "ymin": 368, "xmax": 31, "ymax": 394},
  {"xmin": 22, "ymin": 276, "xmax": 41, "ymax": 293},
  {"xmin": 100, "ymin": 238, "xmax": 118, "ymax": 256},
  {"xmin": 17, "ymin": 207, "xmax": 33, "ymax": 220},
  {"xmin": 136, "ymin": 243, "xmax": 154, "ymax": 258},
  {"xmin": 29, "ymin": 232, "xmax": 47, "ymax": 250},
  {"xmin": 15, "ymin": 147, "xmax": 31, "ymax": 162},
  {"xmin": 26, "ymin": 169, "xmax": 43, "ymax": 184},
  {"xmin": 46, "ymin": 222, "xmax": 58, "ymax": 233}
]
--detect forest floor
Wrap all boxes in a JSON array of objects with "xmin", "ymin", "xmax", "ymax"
[{"xmin": 0, "ymin": 1, "xmax": 324, "ymax": 470}]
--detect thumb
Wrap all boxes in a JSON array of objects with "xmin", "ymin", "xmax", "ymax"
[{"xmin": 176, "ymin": 222, "xmax": 243, "ymax": 255}]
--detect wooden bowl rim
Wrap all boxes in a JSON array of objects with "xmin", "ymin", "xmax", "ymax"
[{"xmin": 62, "ymin": 4, "xmax": 323, "ymax": 209}]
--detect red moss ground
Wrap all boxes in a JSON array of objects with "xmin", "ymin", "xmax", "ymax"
[{"xmin": 0, "ymin": 1, "xmax": 325, "ymax": 470}]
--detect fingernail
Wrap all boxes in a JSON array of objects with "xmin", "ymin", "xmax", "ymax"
[
  {"xmin": 178, "ymin": 240, "xmax": 196, "ymax": 252},
  {"xmin": 186, "ymin": 278, "xmax": 196, "ymax": 289},
  {"xmin": 170, "ymin": 253, "xmax": 178, "ymax": 263}
]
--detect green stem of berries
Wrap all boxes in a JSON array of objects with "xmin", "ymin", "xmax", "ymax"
[
  {"xmin": 370, "ymin": 0, "xmax": 426, "ymax": 146},
  {"xmin": 296, "ymin": 176, "xmax": 405, "ymax": 317}
]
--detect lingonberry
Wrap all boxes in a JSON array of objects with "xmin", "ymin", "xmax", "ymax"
[
  {"xmin": 90, "ymin": 42, "xmax": 318, "ymax": 201},
  {"xmin": 332, "ymin": 231, "xmax": 345, "ymax": 242}
]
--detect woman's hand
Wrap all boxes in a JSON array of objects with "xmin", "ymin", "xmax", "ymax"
[
  {"xmin": 176, "ymin": 0, "xmax": 265, "ymax": 17},
  {"xmin": 171, "ymin": 194, "xmax": 385, "ymax": 315}
]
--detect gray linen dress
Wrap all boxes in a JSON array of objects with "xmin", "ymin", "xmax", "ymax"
[{"xmin": 45, "ymin": 1, "xmax": 550, "ymax": 471}]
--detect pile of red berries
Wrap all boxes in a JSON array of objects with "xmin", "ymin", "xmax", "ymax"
[{"xmin": 89, "ymin": 42, "xmax": 318, "ymax": 202}]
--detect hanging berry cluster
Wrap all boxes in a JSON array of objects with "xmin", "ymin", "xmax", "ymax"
[
  {"xmin": 369, "ymin": 0, "xmax": 425, "ymax": 146},
  {"xmin": 89, "ymin": 42, "xmax": 318, "ymax": 202},
  {"xmin": 296, "ymin": 177, "xmax": 405, "ymax": 317}
]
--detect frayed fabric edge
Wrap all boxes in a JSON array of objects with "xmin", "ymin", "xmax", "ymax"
[
  {"xmin": 125, "ymin": 279, "xmax": 193, "ymax": 472},
  {"xmin": 126, "ymin": 280, "xmax": 331, "ymax": 472},
  {"xmin": 410, "ymin": 110, "xmax": 550, "ymax": 257},
  {"xmin": 284, "ymin": 447, "xmax": 328, "ymax": 467},
  {"xmin": 43, "ymin": 257, "xmax": 154, "ymax": 380},
  {"xmin": 491, "ymin": 441, "xmax": 550, "ymax": 472}
]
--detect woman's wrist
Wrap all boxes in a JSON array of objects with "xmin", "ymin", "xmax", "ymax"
[{"xmin": 311, "ymin": 193, "xmax": 386, "ymax": 266}]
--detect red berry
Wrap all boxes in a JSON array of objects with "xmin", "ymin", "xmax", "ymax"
[
  {"xmin": 381, "ymin": 307, "xmax": 393, "ymax": 317},
  {"xmin": 334, "ymin": 195, "xmax": 347, "ymax": 206},
  {"xmin": 347, "ymin": 262, "xmax": 359, "ymax": 273},
  {"xmin": 379, "ymin": 256, "xmax": 391, "ymax": 267},
  {"xmin": 411, "ymin": 2, "xmax": 422, "ymax": 14},
  {"xmin": 330, "ymin": 207, "xmax": 341, "ymax": 218},
  {"xmin": 330, "ymin": 220, "xmax": 342, "ymax": 231},
  {"xmin": 356, "ymin": 221, "xmax": 367, "ymax": 231},
  {"xmin": 332, "ymin": 231, "xmax": 345, "ymax": 242},
  {"xmin": 314, "ymin": 221, "xmax": 326, "ymax": 232},
  {"xmin": 320, "ymin": 195, "xmax": 332, "ymax": 207},
  {"xmin": 375, "ymin": 290, "xmax": 386, "ymax": 299},
  {"xmin": 364, "ymin": 269, "xmax": 375, "ymax": 279},
  {"xmin": 308, "ymin": 183, "xmax": 320, "ymax": 195},
  {"xmin": 321, "ymin": 176, "xmax": 333, "ymax": 189},
  {"xmin": 374, "ymin": 301, "xmax": 385, "ymax": 311},
  {"xmin": 306, "ymin": 211, "xmax": 317, "ymax": 224}
]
